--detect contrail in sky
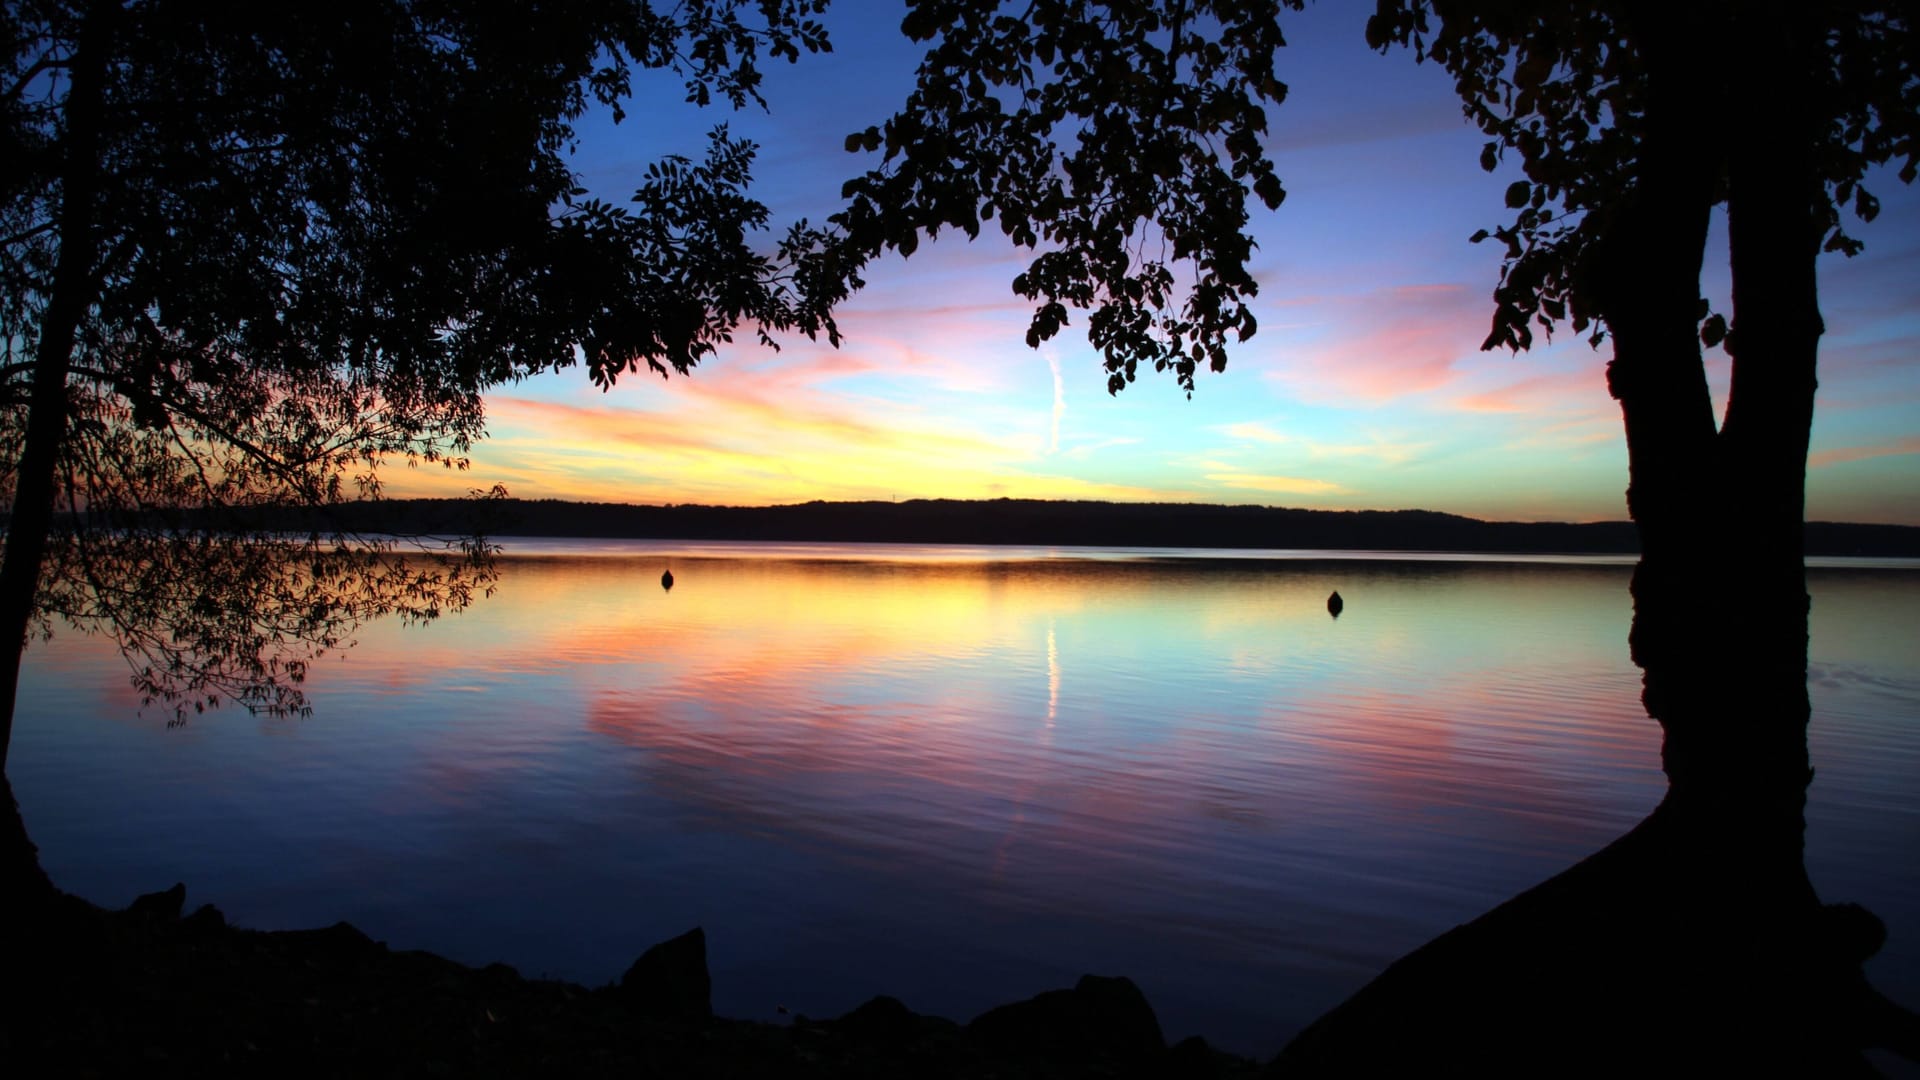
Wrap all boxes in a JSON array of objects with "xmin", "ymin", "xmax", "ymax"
[{"xmin": 1046, "ymin": 347, "xmax": 1065, "ymax": 455}]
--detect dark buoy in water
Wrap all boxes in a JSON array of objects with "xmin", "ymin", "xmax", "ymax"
[
  {"xmin": 1327, "ymin": 590, "xmax": 1343, "ymax": 617},
  {"xmin": 661, "ymin": 567, "xmax": 674, "ymax": 591}
]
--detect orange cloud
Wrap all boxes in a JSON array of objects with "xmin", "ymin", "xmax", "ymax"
[
  {"xmin": 379, "ymin": 387, "xmax": 1186, "ymax": 506},
  {"xmin": 1810, "ymin": 435, "xmax": 1920, "ymax": 469}
]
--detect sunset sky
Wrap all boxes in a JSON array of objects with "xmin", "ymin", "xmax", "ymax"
[{"xmin": 394, "ymin": 2, "xmax": 1920, "ymax": 525}]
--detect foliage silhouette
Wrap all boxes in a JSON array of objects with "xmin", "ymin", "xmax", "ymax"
[
  {"xmin": 0, "ymin": 0, "xmax": 855, "ymax": 892},
  {"xmin": 1365, "ymin": 0, "xmax": 1916, "ymax": 567},
  {"xmin": 2, "ymin": 0, "xmax": 1914, "ymax": 1062},
  {"xmin": 0, "ymin": 2, "xmax": 859, "ymax": 728},
  {"xmin": 1278, "ymin": 2, "xmax": 1920, "ymax": 1067},
  {"xmin": 830, "ymin": 0, "xmax": 1298, "ymax": 394},
  {"xmin": 0, "ymin": 0, "xmax": 1312, "ymax": 905}
]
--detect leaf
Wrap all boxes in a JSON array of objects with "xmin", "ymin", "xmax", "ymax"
[
  {"xmin": 1854, "ymin": 187, "xmax": 1880, "ymax": 223},
  {"xmin": 1700, "ymin": 313, "xmax": 1727, "ymax": 348},
  {"xmin": 1504, "ymin": 181, "xmax": 1530, "ymax": 209},
  {"xmin": 1253, "ymin": 172, "xmax": 1285, "ymax": 210},
  {"xmin": 1469, "ymin": 228, "xmax": 1490, "ymax": 243}
]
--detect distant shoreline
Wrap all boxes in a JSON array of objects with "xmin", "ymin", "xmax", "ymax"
[{"xmin": 246, "ymin": 497, "xmax": 1920, "ymax": 559}]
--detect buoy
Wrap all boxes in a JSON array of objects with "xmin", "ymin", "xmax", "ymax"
[
  {"xmin": 661, "ymin": 568, "xmax": 674, "ymax": 591},
  {"xmin": 1327, "ymin": 590, "xmax": 1343, "ymax": 617}
]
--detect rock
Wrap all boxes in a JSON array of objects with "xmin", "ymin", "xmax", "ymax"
[
  {"xmin": 834, "ymin": 995, "xmax": 915, "ymax": 1037},
  {"xmin": 967, "ymin": 973, "xmax": 1166, "ymax": 1064},
  {"xmin": 277, "ymin": 920, "xmax": 382, "ymax": 960},
  {"xmin": 180, "ymin": 903, "xmax": 226, "ymax": 938},
  {"xmin": 1818, "ymin": 902, "xmax": 1886, "ymax": 964},
  {"xmin": 807, "ymin": 993, "xmax": 972, "ymax": 1072},
  {"xmin": 826, "ymin": 995, "xmax": 938, "ymax": 1044},
  {"xmin": 128, "ymin": 882, "xmax": 186, "ymax": 921},
  {"xmin": 323, "ymin": 920, "xmax": 379, "ymax": 950},
  {"xmin": 1167, "ymin": 1034, "xmax": 1229, "ymax": 1078},
  {"xmin": 618, "ymin": 927, "xmax": 711, "ymax": 1019}
]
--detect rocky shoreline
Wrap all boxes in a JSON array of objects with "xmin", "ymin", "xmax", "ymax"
[{"xmin": 4, "ymin": 882, "xmax": 1264, "ymax": 1077}]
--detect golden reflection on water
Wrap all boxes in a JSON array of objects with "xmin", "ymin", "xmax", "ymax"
[
  {"xmin": 18, "ymin": 548, "xmax": 1918, "ymax": 1055},
  {"xmin": 1046, "ymin": 621, "xmax": 1059, "ymax": 730},
  {"xmin": 363, "ymin": 554, "xmax": 1669, "ymax": 875}
]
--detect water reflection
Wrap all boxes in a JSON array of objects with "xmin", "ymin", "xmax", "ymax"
[
  {"xmin": 1046, "ymin": 621, "xmax": 1059, "ymax": 731},
  {"xmin": 9, "ymin": 547, "xmax": 1917, "ymax": 1057},
  {"xmin": 1281, "ymin": 553, "xmax": 1920, "ymax": 1072}
]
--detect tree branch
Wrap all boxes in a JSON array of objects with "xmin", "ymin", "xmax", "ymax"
[
  {"xmin": 0, "ymin": 218, "xmax": 59, "ymax": 249},
  {"xmin": 3, "ymin": 52, "xmax": 72, "ymax": 105}
]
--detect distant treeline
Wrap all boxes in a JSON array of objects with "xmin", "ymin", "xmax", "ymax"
[{"xmin": 160, "ymin": 497, "xmax": 1920, "ymax": 558}]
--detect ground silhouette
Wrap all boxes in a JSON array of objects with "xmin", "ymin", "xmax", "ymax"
[
  {"xmin": 5, "ymin": 878, "xmax": 1258, "ymax": 1078},
  {"xmin": 223, "ymin": 497, "xmax": 1920, "ymax": 557}
]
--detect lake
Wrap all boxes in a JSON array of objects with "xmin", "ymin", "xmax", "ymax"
[{"xmin": 12, "ymin": 541, "xmax": 1919, "ymax": 1057}]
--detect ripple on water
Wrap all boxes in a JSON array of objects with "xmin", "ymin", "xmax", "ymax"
[{"xmin": 12, "ymin": 551, "xmax": 1915, "ymax": 1056}]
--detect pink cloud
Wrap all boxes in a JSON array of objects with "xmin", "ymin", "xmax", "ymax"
[
  {"xmin": 721, "ymin": 298, "xmax": 1044, "ymax": 397},
  {"xmin": 1262, "ymin": 283, "xmax": 1489, "ymax": 405},
  {"xmin": 1452, "ymin": 369, "xmax": 1611, "ymax": 415}
]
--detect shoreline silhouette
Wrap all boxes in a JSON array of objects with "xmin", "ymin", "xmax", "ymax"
[{"xmin": 155, "ymin": 497, "xmax": 1920, "ymax": 558}]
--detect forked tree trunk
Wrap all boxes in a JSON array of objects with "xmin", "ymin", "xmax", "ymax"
[
  {"xmin": 1593, "ymin": 7, "xmax": 1752, "ymax": 799},
  {"xmin": 1612, "ymin": 0, "xmax": 1839, "ymax": 1037},
  {"xmin": 1675, "ymin": 0, "xmax": 1826, "ymax": 882}
]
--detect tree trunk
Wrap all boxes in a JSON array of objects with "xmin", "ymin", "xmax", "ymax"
[
  {"xmin": 1615, "ymin": 0, "xmax": 1844, "ymax": 1044},
  {"xmin": 0, "ymin": 1, "xmax": 115, "ymax": 899},
  {"xmin": 1722, "ymin": 2, "xmax": 1823, "ymax": 569},
  {"xmin": 1717, "ymin": 1, "xmax": 1824, "ymax": 791},
  {"xmin": 1591, "ymin": 7, "xmax": 1728, "ymax": 788},
  {"xmin": 1667, "ymin": 0, "xmax": 1826, "ymax": 885},
  {"xmin": 1609, "ymin": 0, "xmax": 1828, "ymax": 1024}
]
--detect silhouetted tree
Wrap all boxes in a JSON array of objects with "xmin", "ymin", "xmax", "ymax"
[
  {"xmin": 0, "ymin": 0, "xmax": 1304, "ymax": 905},
  {"xmin": 829, "ymin": 0, "xmax": 1296, "ymax": 394},
  {"xmin": 1364, "ymin": 1, "xmax": 1915, "ymax": 577},
  {"xmin": 12, "ymin": 2, "xmax": 1904, "ymax": 1057},
  {"xmin": 0, "ymin": 0, "xmax": 853, "ymax": 894},
  {"xmin": 1274, "ymin": 3, "xmax": 1920, "ymax": 1067},
  {"xmin": 1356, "ymin": 0, "xmax": 1917, "ymax": 846}
]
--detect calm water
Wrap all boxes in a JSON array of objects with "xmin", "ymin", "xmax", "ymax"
[{"xmin": 13, "ymin": 542, "xmax": 1920, "ymax": 1056}]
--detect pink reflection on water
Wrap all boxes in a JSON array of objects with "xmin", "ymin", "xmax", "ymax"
[
  {"xmin": 28, "ymin": 549, "xmax": 1919, "ymax": 1056},
  {"xmin": 568, "ymin": 559, "xmax": 1665, "ymax": 918}
]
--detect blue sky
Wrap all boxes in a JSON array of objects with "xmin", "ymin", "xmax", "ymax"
[{"xmin": 390, "ymin": 1, "xmax": 1920, "ymax": 524}]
